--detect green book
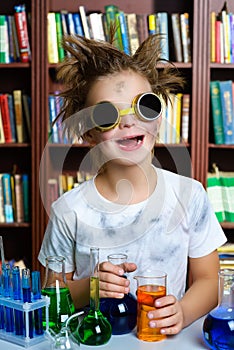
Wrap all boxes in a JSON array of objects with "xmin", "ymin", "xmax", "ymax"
[
  {"xmin": 207, "ymin": 174, "xmax": 226, "ymax": 222},
  {"xmin": 220, "ymin": 173, "xmax": 234, "ymax": 222},
  {"xmin": 210, "ymin": 81, "xmax": 224, "ymax": 144},
  {"xmin": 104, "ymin": 5, "xmax": 122, "ymax": 50},
  {"xmin": 55, "ymin": 12, "xmax": 65, "ymax": 62},
  {"xmin": 0, "ymin": 15, "xmax": 7, "ymax": 63}
]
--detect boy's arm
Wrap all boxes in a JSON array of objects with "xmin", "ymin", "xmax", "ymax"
[{"xmin": 180, "ymin": 249, "xmax": 220, "ymax": 328}]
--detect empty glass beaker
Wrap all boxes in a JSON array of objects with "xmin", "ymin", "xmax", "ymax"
[
  {"xmin": 41, "ymin": 256, "xmax": 76, "ymax": 334},
  {"xmin": 203, "ymin": 269, "xmax": 234, "ymax": 349},
  {"xmin": 99, "ymin": 253, "xmax": 137, "ymax": 335}
]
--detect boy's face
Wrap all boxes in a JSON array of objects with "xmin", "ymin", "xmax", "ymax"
[{"xmin": 85, "ymin": 70, "xmax": 161, "ymax": 166}]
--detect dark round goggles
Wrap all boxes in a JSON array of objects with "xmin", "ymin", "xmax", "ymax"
[{"xmin": 91, "ymin": 92, "xmax": 162, "ymax": 131}]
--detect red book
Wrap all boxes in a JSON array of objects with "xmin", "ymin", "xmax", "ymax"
[
  {"xmin": 0, "ymin": 94, "xmax": 13, "ymax": 143},
  {"xmin": 14, "ymin": 4, "xmax": 31, "ymax": 63},
  {"xmin": 215, "ymin": 20, "xmax": 221, "ymax": 63}
]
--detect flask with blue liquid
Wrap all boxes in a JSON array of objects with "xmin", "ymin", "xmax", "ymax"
[
  {"xmin": 203, "ymin": 269, "xmax": 234, "ymax": 349},
  {"xmin": 99, "ymin": 253, "xmax": 137, "ymax": 335}
]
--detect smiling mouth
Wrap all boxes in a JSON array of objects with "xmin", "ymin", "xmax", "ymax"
[{"xmin": 116, "ymin": 135, "xmax": 144, "ymax": 147}]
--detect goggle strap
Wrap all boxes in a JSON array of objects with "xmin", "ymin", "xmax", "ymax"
[{"xmin": 119, "ymin": 107, "xmax": 135, "ymax": 116}]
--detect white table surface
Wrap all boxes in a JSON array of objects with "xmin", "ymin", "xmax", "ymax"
[{"xmin": 0, "ymin": 316, "xmax": 210, "ymax": 350}]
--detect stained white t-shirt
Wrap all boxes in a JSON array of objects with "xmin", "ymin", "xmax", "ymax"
[{"xmin": 38, "ymin": 167, "xmax": 227, "ymax": 299}]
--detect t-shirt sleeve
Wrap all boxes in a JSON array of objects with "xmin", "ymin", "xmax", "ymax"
[
  {"xmin": 188, "ymin": 181, "xmax": 227, "ymax": 258},
  {"xmin": 38, "ymin": 205, "xmax": 76, "ymax": 273}
]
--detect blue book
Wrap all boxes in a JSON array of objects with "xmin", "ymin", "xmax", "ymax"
[
  {"xmin": 73, "ymin": 13, "xmax": 84, "ymax": 36},
  {"xmin": 157, "ymin": 12, "xmax": 169, "ymax": 60},
  {"xmin": 66, "ymin": 12, "xmax": 76, "ymax": 35},
  {"xmin": 219, "ymin": 80, "xmax": 234, "ymax": 144},
  {"xmin": 118, "ymin": 11, "xmax": 130, "ymax": 55},
  {"xmin": 22, "ymin": 174, "xmax": 29, "ymax": 222},
  {"xmin": 1, "ymin": 173, "xmax": 14, "ymax": 223},
  {"xmin": 48, "ymin": 95, "xmax": 59, "ymax": 143},
  {"xmin": 7, "ymin": 94, "xmax": 17, "ymax": 142}
]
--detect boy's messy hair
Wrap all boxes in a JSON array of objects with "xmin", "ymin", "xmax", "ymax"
[{"xmin": 56, "ymin": 34, "xmax": 184, "ymax": 139}]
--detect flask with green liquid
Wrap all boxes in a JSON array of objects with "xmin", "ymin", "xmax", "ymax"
[
  {"xmin": 75, "ymin": 247, "xmax": 112, "ymax": 345},
  {"xmin": 41, "ymin": 256, "xmax": 76, "ymax": 334}
]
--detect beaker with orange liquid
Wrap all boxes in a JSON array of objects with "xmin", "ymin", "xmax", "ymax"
[{"xmin": 134, "ymin": 271, "xmax": 167, "ymax": 342}]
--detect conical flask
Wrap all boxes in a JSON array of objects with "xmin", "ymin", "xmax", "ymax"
[
  {"xmin": 41, "ymin": 256, "xmax": 76, "ymax": 334},
  {"xmin": 75, "ymin": 247, "xmax": 112, "ymax": 345},
  {"xmin": 203, "ymin": 269, "xmax": 234, "ymax": 349},
  {"xmin": 99, "ymin": 253, "xmax": 137, "ymax": 334}
]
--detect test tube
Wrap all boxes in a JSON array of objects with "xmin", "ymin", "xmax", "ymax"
[
  {"xmin": 22, "ymin": 268, "xmax": 33, "ymax": 338},
  {"xmin": 31, "ymin": 271, "xmax": 43, "ymax": 335},
  {"xmin": 12, "ymin": 266, "xmax": 24, "ymax": 335},
  {"xmin": 3, "ymin": 264, "xmax": 14, "ymax": 332}
]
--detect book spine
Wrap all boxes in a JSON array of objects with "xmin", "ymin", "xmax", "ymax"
[
  {"xmin": 118, "ymin": 11, "xmax": 130, "ymax": 55},
  {"xmin": 48, "ymin": 95, "xmax": 59, "ymax": 143},
  {"xmin": 22, "ymin": 174, "xmax": 29, "ymax": 222},
  {"xmin": 210, "ymin": 11, "xmax": 216, "ymax": 63},
  {"xmin": 136, "ymin": 14, "xmax": 148, "ymax": 45},
  {"xmin": 47, "ymin": 12, "xmax": 59, "ymax": 64},
  {"xmin": 157, "ymin": 12, "xmax": 169, "ymax": 60},
  {"xmin": 79, "ymin": 6, "xmax": 91, "ymax": 39},
  {"xmin": 72, "ymin": 13, "xmax": 84, "ymax": 36},
  {"xmin": 13, "ymin": 90, "xmax": 24, "ymax": 143},
  {"xmin": 148, "ymin": 14, "xmax": 156, "ymax": 35},
  {"xmin": 0, "ymin": 174, "xmax": 5, "ymax": 222},
  {"xmin": 14, "ymin": 4, "xmax": 31, "ymax": 63},
  {"xmin": 2, "ymin": 173, "xmax": 14, "ymax": 223},
  {"xmin": 7, "ymin": 94, "xmax": 17, "ymax": 143},
  {"xmin": 55, "ymin": 12, "xmax": 65, "ymax": 62},
  {"xmin": 104, "ymin": 4, "xmax": 121, "ymax": 50},
  {"xmin": 207, "ymin": 175, "xmax": 226, "ymax": 222},
  {"xmin": 210, "ymin": 81, "xmax": 224, "ymax": 144},
  {"xmin": 0, "ymin": 107, "xmax": 5, "ymax": 143},
  {"xmin": 0, "ymin": 15, "xmax": 7, "ymax": 63},
  {"xmin": 126, "ymin": 13, "xmax": 140, "ymax": 55},
  {"xmin": 14, "ymin": 174, "xmax": 24, "ymax": 223},
  {"xmin": 0, "ymin": 94, "xmax": 13, "ymax": 143},
  {"xmin": 219, "ymin": 80, "xmax": 234, "ymax": 144},
  {"xmin": 180, "ymin": 13, "xmax": 191, "ymax": 63},
  {"xmin": 181, "ymin": 94, "xmax": 190, "ymax": 143},
  {"xmin": 171, "ymin": 13, "xmax": 183, "ymax": 62}
]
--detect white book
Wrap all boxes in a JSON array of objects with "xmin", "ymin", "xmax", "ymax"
[{"xmin": 79, "ymin": 6, "xmax": 90, "ymax": 39}]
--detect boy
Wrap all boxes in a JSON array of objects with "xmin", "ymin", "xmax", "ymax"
[{"xmin": 39, "ymin": 34, "xmax": 226, "ymax": 335}]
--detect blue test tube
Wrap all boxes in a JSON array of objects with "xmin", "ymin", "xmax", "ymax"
[
  {"xmin": 3, "ymin": 264, "xmax": 14, "ymax": 332},
  {"xmin": 12, "ymin": 266, "xmax": 24, "ymax": 335},
  {"xmin": 22, "ymin": 268, "xmax": 33, "ymax": 338},
  {"xmin": 0, "ymin": 270, "xmax": 5, "ymax": 329},
  {"xmin": 31, "ymin": 271, "xmax": 43, "ymax": 335}
]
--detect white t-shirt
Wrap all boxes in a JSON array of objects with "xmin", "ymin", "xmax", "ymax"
[{"xmin": 38, "ymin": 167, "xmax": 227, "ymax": 300}]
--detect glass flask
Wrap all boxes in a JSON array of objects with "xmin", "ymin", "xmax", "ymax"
[
  {"xmin": 99, "ymin": 253, "xmax": 137, "ymax": 335},
  {"xmin": 203, "ymin": 269, "xmax": 234, "ymax": 349},
  {"xmin": 41, "ymin": 256, "xmax": 76, "ymax": 334},
  {"xmin": 75, "ymin": 247, "xmax": 112, "ymax": 345}
]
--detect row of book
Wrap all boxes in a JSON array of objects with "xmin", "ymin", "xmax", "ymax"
[
  {"xmin": 47, "ymin": 171, "xmax": 93, "ymax": 209},
  {"xmin": 210, "ymin": 80, "xmax": 234, "ymax": 145},
  {"xmin": 218, "ymin": 243, "xmax": 234, "ymax": 269},
  {"xmin": 210, "ymin": 2, "xmax": 234, "ymax": 64},
  {"xmin": 48, "ymin": 5, "xmax": 191, "ymax": 63},
  {"xmin": 207, "ymin": 164, "xmax": 234, "ymax": 223},
  {"xmin": 0, "ymin": 90, "xmax": 31, "ymax": 144},
  {"xmin": 48, "ymin": 92, "xmax": 190, "ymax": 145},
  {"xmin": 0, "ymin": 173, "xmax": 29, "ymax": 223},
  {"xmin": 0, "ymin": 4, "xmax": 31, "ymax": 64}
]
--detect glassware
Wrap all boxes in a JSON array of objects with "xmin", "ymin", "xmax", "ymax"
[
  {"xmin": 99, "ymin": 253, "xmax": 137, "ymax": 335},
  {"xmin": 75, "ymin": 247, "xmax": 112, "ymax": 345},
  {"xmin": 134, "ymin": 271, "xmax": 167, "ymax": 342},
  {"xmin": 203, "ymin": 269, "xmax": 234, "ymax": 349},
  {"xmin": 41, "ymin": 256, "xmax": 76, "ymax": 334}
]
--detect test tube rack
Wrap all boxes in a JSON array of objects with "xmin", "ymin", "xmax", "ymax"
[{"xmin": 0, "ymin": 295, "xmax": 50, "ymax": 348}]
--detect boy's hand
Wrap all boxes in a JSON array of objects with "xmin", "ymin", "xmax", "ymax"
[
  {"xmin": 98, "ymin": 261, "xmax": 137, "ymax": 299},
  {"xmin": 147, "ymin": 295, "xmax": 184, "ymax": 335}
]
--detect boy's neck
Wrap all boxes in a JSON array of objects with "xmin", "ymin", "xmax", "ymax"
[{"xmin": 95, "ymin": 162, "xmax": 157, "ymax": 205}]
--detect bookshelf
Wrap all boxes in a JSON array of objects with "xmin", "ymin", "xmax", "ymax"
[
  {"xmin": 207, "ymin": 0, "xmax": 234, "ymax": 236},
  {"xmin": 1, "ymin": 0, "xmax": 234, "ymax": 272}
]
